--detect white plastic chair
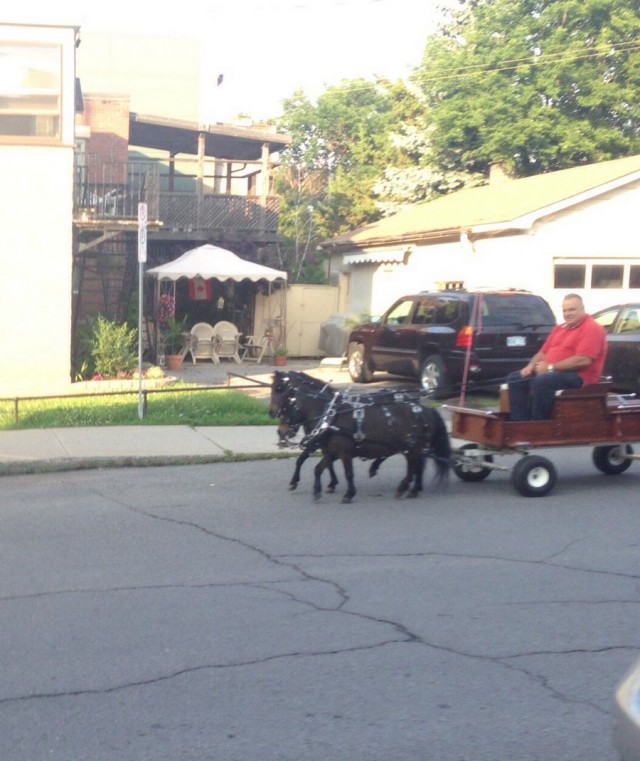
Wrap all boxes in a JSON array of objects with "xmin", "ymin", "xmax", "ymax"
[
  {"xmin": 187, "ymin": 322, "xmax": 216, "ymax": 363},
  {"xmin": 212, "ymin": 321, "xmax": 242, "ymax": 364}
]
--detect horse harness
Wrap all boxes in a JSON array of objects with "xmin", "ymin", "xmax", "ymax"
[{"xmin": 295, "ymin": 388, "xmax": 426, "ymax": 453}]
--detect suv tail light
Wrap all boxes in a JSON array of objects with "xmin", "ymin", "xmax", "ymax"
[{"xmin": 456, "ymin": 326, "xmax": 474, "ymax": 348}]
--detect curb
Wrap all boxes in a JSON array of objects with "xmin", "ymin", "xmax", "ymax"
[{"xmin": 0, "ymin": 450, "xmax": 299, "ymax": 477}]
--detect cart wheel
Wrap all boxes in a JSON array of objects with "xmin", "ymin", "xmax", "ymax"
[
  {"xmin": 511, "ymin": 455, "xmax": 557, "ymax": 497},
  {"xmin": 453, "ymin": 443, "xmax": 494, "ymax": 482},
  {"xmin": 592, "ymin": 445, "xmax": 633, "ymax": 475}
]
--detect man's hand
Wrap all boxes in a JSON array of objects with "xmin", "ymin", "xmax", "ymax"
[
  {"xmin": 533, "ymin": 360, "xmax": 552, "ymax": 375},
  {"xmin": 520, "ymin": 364, "xmax": 535, "ymax": 378}
]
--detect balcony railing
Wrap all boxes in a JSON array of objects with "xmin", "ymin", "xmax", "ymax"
[
  {"xmin": 159, "ymin": 192, "xmax": 280, "ymax": 233},
  {"xmin": 73, "ymin": 160, "xmax": 281, "ymax": 234},
  {"xmin": 74, "ymin": 161, "xmax": 160, "ymax": 220}
]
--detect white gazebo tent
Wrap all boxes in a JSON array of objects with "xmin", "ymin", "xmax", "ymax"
[{"xmin": 146, "ymin": 244, "xmax": 288, "ymax": 354}]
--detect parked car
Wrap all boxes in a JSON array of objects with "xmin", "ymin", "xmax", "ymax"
[
  {"xmin": 347, "ymin": 290, "xmax": 557, "ymax": 396},
  {"xmin": 614, "ymin": 657, "xmax": 640, "ymax": 760},
  {"xmin": 592, "ymin": 303, "xmax": 640, "ymax": 394}
]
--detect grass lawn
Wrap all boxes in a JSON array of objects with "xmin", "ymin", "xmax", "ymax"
[{"xmin": 0, "ymin": 387, "xmax": 272, "ymax": 430}]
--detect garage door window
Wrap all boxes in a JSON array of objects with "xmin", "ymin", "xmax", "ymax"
[
  {"xmin": 591, "ymin": 265, "xmax": 624, "ymax": 289},
  {"xmin": 554, "ymin": 264, "xmax": 585, "ymax": 288}
]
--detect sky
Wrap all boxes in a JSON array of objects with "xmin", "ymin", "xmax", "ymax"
[{"xmin": 7, "ymin": 0, "xmax": 453, "ymax": 120}]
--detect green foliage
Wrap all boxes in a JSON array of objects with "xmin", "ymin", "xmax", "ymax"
[
  {"xmin": 275, "ymin": 80, "xmax": 418, "ymax": 279},
  {"xmin": 161, "ymin": 317, "xmax": 189, "ymax": 354},
  {"xmin": 0, "ymin": 388, "xmax": 272, "ymax": 430},
  {"xmin": 411, "ymin": 0, "xmax": 640, "ymax": 177},
  {"xmin": 90, "ymin": 316, "xmax": 138, "ymax": 378}
]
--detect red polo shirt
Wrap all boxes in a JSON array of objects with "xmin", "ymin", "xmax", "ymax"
[{"xmin": 542, "ymin": 314, "xmax": 607, "ymax": 385}]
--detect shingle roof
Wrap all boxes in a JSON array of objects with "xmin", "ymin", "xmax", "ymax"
[{"xmin": 325, "ymin": 155, "xmax": 640, "ymax": 249}]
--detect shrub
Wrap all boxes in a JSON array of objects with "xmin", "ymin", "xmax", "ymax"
[{"xmin": 91, "ymin": 316, "xmax": 138, "ymax": 378}]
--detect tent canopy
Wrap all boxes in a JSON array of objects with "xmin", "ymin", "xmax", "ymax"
[{"xmin": 146, "ymin": 244, "xmax": 287, "ymax": 283}]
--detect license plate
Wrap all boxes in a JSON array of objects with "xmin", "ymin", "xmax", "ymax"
[{"xmin": 507, "ymin": 336, "xmax": 526, "ymax": 347}]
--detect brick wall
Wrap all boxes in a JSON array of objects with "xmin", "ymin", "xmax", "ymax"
[{"xmin": 78, "ymin": 94, "xmax": 130, "ymax": 183}]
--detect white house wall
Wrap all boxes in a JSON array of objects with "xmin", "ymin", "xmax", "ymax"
[
  {"xmin": 470, "ymin": 234, "xmax": 550, "ymax": 298},
  {"xmin": 336, "ymin": 181, "xmax": 640, "ymax": 323},
  {"xmin": 0, "ymin": 147, "xmax": 74, "ymax": 396},
  {"xmin": 0, "ymin": 24, "xmax": 76, "ymax": 396},
  {"xmin": 534, "ymin": 183, "xmax": 640, "ymax": 316}
]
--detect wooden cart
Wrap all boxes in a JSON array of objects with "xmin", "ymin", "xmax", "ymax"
[{"xmin": 446, "ymin": 382, "xmax": 640, "ymax": 497}]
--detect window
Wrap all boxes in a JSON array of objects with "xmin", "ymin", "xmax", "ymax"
[
  {"xmin": 0, "ymin": 42, "xmax": 61, "ymax": 140},
  {"xmin": 591, "ymin": 265, "xmax": 624, "ymax": 289},
  {"xmin": 630, "ymin": 266, "xmax": 640, "ymax": 289},
  {"xmin": 435, "ymin": 298, "xmax": 460, "ymax": 324},
  {"xmin": 616, "ymin": 307, "xmax": 640, "ymax": 334},
  {"xmin": 385, "ymin": 299, "xmax": 414, "ymax": 325},
  {"xmin": 593, "ymin": 308, "xmax": 621, "ymax": 331},
  {"xmin": 414, "ymin": 298, "xmax": 438, "ymax": 325},
  {"xmin": 554, "ymin": 264, "xmax": 585, "ymax": 288}
]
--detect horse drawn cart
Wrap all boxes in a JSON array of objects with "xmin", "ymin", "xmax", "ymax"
[{"xmin": 446, "ymin": 382, "xmax": 640, "ymax": 497}]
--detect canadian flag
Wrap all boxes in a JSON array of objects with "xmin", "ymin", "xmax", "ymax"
[{"xmin": 189, "ymin": 277, "xmax": 212, "ymax": 300}]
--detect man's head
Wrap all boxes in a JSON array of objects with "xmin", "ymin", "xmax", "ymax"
[{"xmin": 562, "ymin": 293, "xmax": 586, "ymax": 327}]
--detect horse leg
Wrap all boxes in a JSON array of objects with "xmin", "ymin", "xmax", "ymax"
[
  {"xmin": 313, "ymin": 454, "xmax": 332, "ymax": 501},
  {"xmin": 395, "ymin": 456, "xmax": 412, "ymax": 498},
  {"xmin": 289, "ymin": 450, "xmax": 308, "ymax": 490},
  {"xmin": 407, "ymin": 452, "xmax": 425, "ymax": 498},
  {"xmin": 326, "ymin": 458, "xmax": 339, "ymax": 493},
  {"xmin": 340, "ymin": 453, "xmax": 356, "ymax": 504},
  {"xmin": 368, "ymin": 457, "xmax": 385, "ymax": 478}
]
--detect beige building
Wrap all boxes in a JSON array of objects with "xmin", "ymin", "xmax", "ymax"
[
  {"xmin": 76, "ymin": 32, "xmax": 203, "ymax": 123},
  {"xmin": 0, "ymin": 23, "xmax": 78, "ymax": 395}
]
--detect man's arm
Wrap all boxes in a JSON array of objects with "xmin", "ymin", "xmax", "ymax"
[
  {"xmin": 533, "ymin": 355, "xmax": 592, "ymax": 374},
  {"xmin": 521, "ymin": 350, "xmax": 545, "ymax": 377}
]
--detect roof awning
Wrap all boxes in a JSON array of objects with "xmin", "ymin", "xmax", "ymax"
[
  {"xmin": 343, "ymin": 248, "xmax": 410, "ymax": 265},
  {"xmin": 146, "ymin": 244, "xmax": 287, "ymax": 283}
]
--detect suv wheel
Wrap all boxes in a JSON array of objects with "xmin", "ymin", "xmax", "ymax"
[
  {"xmin": 348, "ymin": 343, "xmax": 373, "ymax": 383},
  {"xmin": 420, "ymin": 355, "xmax": 448, "ymax": 396}
]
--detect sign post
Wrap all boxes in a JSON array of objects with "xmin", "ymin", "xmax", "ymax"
[{"xmin": 137, "ymin": 203, "xmax": 148, "ymax": 420}]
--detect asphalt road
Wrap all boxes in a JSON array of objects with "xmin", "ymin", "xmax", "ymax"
[{"xmin": 2, "ymin": 449, "xmax": 640, "ymax": 761}]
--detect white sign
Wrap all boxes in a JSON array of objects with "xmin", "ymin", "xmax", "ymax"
[{"xmin": 138, "ymin": 202, "xmax": 148, "ymax": 263}]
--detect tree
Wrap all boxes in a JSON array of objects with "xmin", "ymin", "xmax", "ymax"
[
  {"xmin": 275, "ymin": 80, "xmax": 407, "ymax": 280},
  {"xmin": 411, "ymin": 0, "xmax": 640, "ymax": 177}
]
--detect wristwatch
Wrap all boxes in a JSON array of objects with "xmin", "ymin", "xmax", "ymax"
[{"xmin": 548, "ymin": 364, "xmax": 554, "ymax": 373}]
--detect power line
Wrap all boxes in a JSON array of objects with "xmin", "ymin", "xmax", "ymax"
[
  {"xmin": 418, "ymin": 39, "xmax": 640, "ymax": 85},
  {"xmin": 293, "ymin": 38, "xmax": 640, "ymax": 100}
]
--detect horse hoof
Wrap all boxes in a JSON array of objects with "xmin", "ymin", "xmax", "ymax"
[
  {"xmin": 313, "ymin": 493, "xmax": 322, "ymax": 502},
  {"xmin": 341, "ymin": 496, "xmax": 353, "ymax": 504},
  {"xmin": 407, "ymin": 491, "xmax": 419, "ymax": 499},
  {"xmin": 288, "ymin": 484, "xmax": 297, "ymax": 491},
  {"xmin": 326, "ymin": 486, "xmax": 336, "ymax": 493}
]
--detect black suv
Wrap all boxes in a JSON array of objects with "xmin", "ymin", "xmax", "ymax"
[{"xmin": 347, "ymin": 290, "xmax": 557, "ymax": 396}]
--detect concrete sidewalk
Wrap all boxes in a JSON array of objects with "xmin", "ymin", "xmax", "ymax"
[{"xmin": 0, "ymin": 424, "xmax": 297, "ymax": 476}]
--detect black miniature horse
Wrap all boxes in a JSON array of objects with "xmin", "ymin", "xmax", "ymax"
[
  {"xmin": 270, "ymin": 371, "xmax": 384, "ymax": 493},
  {"xmin": 269, "ymin": 371, "xmax": 450, "ymax": 503}
]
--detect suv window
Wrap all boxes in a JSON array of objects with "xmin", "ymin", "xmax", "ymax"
[
  {"xmin": 479, "ymin": 294, "xmax": 554, "ymax": 326},
  {"xmin": 414, "ymin": 297, "xmax": 461, "ymax": 325},
  {"xmin": 385, "ymin": 298, "xmax": 414, "ymax": 325}
]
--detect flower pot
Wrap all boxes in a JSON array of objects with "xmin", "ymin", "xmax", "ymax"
[
  {"xmin": 166, "ymin": 354, "xmax": 184, "ymax": 371},
  {"xmin": 274, "ymin": 354, "xmax": 288, "ymax": 367}
]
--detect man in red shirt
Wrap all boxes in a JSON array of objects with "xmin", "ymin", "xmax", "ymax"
[{"xmin": 507, "ymin": 293, "xmax": 607, "ymax": 420}]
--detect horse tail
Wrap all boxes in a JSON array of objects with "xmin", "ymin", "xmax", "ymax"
[{"xmin": 426, "ymin": 407, "xmax": 451, "ymax": 484}]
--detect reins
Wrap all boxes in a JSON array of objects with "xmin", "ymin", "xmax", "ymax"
[{"xmin": 279, "ymin": 378, "xmax": 428, "ymax": 454}]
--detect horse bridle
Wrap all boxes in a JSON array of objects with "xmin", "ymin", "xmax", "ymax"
[{"xmin": 273, "ymin": 375, "xmax": 333, "ymax": 437}]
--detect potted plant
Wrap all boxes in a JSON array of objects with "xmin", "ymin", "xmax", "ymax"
[
  {"xmin": 161, "ymin": 317, "xmax": 189, "ymax": 371},
  {"xmin": 273, "ymin": 345, "xmax": 288, "ymax": 367}
]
